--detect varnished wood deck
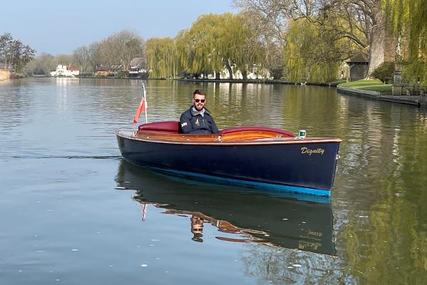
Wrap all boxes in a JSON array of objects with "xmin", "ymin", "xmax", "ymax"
[
  {"xmin": 136, "ymin": 129, "xmax": 294, "ymax": 143},
  {"xmin": 117, "ymin": 129, "xmax": 341, "ymax": 145}
]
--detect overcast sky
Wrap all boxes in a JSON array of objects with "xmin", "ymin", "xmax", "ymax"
[{"xmin": 1, "ymin": 0, "xmax": 236, "ymax": 55}]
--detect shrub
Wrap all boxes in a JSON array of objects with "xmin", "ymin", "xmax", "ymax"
[
  {"xmin": 115, "ymin": 70, "xmax": 129, "ymax": 78},
  {"xmin": 371, "ymin": 62, "xmax": 395, "ymax": 83}
]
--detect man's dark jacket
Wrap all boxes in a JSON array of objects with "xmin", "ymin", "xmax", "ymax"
[{"xmin": 179, "ymin": 107, "xmax": 219, "ymax": 134}]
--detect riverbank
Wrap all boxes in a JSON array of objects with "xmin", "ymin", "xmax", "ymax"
[
  {"xmin": 338, "ymin": 79, "xmax": 392, "ymax": 93},
  {"xmin": 28, "ymin": 75, "xmax": 342, "ymax": 86},
  {"xmin": 337, "ymin": 79, "xmax": 427, "ymax": 108},
  {"xmin": 337, "ymin": 86, "xmax": 426, "ymax": 107},
  {"xmin": 177, "ymin": 78, "xmax": 341, "ymax": 87}
]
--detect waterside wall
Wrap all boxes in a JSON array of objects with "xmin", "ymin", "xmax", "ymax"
[{"xmin": 337, "ymin": 86, "xmax": 426, "ymax": 108}]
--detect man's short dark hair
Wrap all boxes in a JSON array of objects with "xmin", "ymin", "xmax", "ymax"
[{"xmin": 193, "ymin": 89, "xmax": 206, "ymax": 97}]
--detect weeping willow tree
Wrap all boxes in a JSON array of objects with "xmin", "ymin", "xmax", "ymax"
[
  {"xmin": 283, "ymin": 19, "xmax": 354, "ymax": 83},
  {"xmin": 175, "ymin": 12, "xmax": 266, "ymax": 79},
  {"xmin": 384, "ymin": 0, "xmax": 427, "ymax": 83},
  {"xmin": 145, "ymin": 38, "xmax": 177, "ymax": 78},
  {"xmin": 225, "ymin": 11, "xmax": 266, "ymax": 79},
  {"xmin": 175, "ymin": 14, "xmax": 226, "ymax": 78}
]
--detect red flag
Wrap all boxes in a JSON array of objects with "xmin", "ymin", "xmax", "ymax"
[{"xmin": 133, "ymin": 96, "xmax": 146, "ymax": 123}]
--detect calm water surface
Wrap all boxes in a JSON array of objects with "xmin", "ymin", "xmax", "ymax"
[{"xmin": 0, "ymin": 78, "xmax": 426, "ymax": 284}]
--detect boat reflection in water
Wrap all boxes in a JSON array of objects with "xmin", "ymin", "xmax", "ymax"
[{"xmin": 115, "ymin": 161, "xmax": 336, "ymax": 255}]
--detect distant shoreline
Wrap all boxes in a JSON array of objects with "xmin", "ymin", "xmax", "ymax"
[
  {"xmin": 176, "ymin": 78, "xmax": 339, "ymax": 87},
  {"xmin": 31, "ymin": 75, "xmax": 425, "ymax": 108},
  {"xmin": 29, "ymin": 75, "xmax": 340, "ymax": 87}
]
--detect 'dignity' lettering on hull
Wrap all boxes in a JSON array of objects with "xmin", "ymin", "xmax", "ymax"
[{"xmin": 301, "ymin": 147, "xmax": 325, "ymax": 156}]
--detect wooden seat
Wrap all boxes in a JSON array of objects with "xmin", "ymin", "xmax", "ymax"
[{"xmin": 138, "ymin": 121, "xmax": 180, "ymax": 134}]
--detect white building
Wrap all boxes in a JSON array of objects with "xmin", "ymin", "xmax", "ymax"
[
  {"xmin": 50, "ymin": 65, "xmax": 80, "ymax": 77},
  {"xmin": 206, "ymin": 65, "xmax": 272, "ymax": 80},
  {"xmin": 129, "ymin": 57, "xmax": 148, "ymax": 78}
]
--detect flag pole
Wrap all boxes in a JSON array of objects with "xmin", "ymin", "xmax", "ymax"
[
  {"xmin": 132, "ymin": 82, "xmax": 148, "ymax": 130},
  {"xmin": 142, "ymin": 82, "xmax": 148, "ymax": 123}
]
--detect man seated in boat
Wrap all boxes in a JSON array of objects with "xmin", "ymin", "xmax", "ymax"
[{"xmin": 179, "ymin": 89, "xmax": 219, "ymax": 134}]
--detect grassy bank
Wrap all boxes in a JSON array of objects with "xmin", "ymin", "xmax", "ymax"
[{"xmin": 339, "ymin": 79, "xmax": 392, "ymax": 94}]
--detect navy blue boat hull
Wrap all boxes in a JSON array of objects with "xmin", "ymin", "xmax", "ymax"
[{"xmin": 116, "ymin": 131, "xmax": 340, "ymax": 197}]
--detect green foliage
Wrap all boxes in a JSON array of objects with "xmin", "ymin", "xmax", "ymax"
[
  {"xmin": 115, "ymin": 70, "xmax": 129, "ymax": 78},
  {"xmin": 384, "ymin": 0, "xmax": 427, "ymax": 84},
  {"xmin": 174, "ymin": 12, "xmax": 266, "ymax": 79},
  {"xmin": 224, "ymin": 13, "xmax": 266, "ymax": 78},
  {"xmin": 371, "ymin": 62, "xmax": 395, "ymax": 83},
  {"xmin": 175, "ymin": 14, "xmax": 224, "ymax": 76},
  {"xmin": 283, "ymin": 19, "xmax": 346, "ymax": 83},
  {"xmin": 238, "ymin": 0, "xmax": 373, "ymax": 76},
  {"xmin": 145, "ymin": 38, "xmax": 177, "ymax": 78},
  {"xmin": 401, "ymin": 60, "xmax": 426, "ymax": 84}
]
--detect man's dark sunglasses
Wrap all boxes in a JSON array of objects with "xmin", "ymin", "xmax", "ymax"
[{"xmin": 195, "ymin": 99, "xmax": 205, "ymax": 103}]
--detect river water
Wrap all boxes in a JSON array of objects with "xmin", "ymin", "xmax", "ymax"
[{"xmin": 0, "ymin": 78, "xmax": 426, "ymax": 284}]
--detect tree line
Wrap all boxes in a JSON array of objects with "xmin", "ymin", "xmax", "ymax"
[
  {"xmin": 25, "ymin": 30, "xmax": 144, "ymax": 76},
  {"xmin": 0, "ymin": 33, "xmax": 35, "ymax": 73},
  {"xmin": 385, "ymin": 0, "xmax": 427, "ymax": 83},
  {"xmin": 22, "ymin": 0, "xmax": 427, "ymax": 84}
]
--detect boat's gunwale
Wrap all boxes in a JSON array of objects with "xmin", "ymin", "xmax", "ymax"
[{"xmin": 116, "ymin": 129, "xmax": 342, "ymax": 146}]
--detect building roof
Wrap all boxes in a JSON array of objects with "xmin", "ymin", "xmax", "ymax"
[
  {"xmin": 68, "ymin": 64, "xmax": 79, "ymax": 71},
  {"xmin": 130, "ymin": 57, "xmax": 145, "ymax": 69}
]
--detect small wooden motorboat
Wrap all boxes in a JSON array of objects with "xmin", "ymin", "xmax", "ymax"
[{"xmin": 116, "ymin": 121, "xmax": 341, "ymax": 197}]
